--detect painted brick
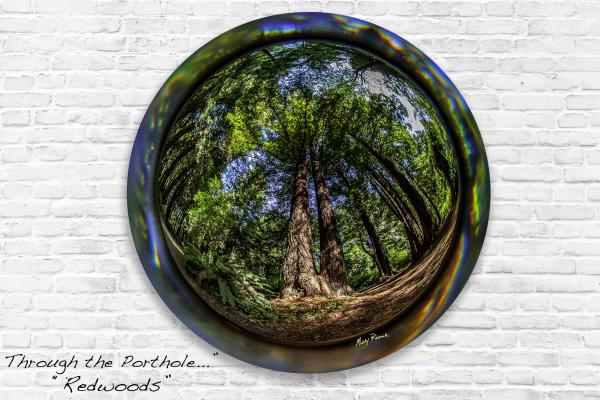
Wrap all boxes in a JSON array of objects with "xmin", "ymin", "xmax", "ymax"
[{"xmin": 1, "ymin": 2, "xmax": 599, "ymax": 397}]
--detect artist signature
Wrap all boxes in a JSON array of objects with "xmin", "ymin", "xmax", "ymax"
[{"xmin": 355, "ymin": 332, "xmax": 389, "ymax": 347}]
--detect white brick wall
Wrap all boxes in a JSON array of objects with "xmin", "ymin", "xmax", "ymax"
[{"xmin": 1, "ymin": 0, "xmax": 600, "ymax": 398}]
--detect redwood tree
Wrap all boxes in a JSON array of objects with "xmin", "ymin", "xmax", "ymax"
[
  {"xmin": 310, "ymin": 146, "xmax": 352, "ymax": 295},
  {"xmin": 157, "ymin": 40, "xmax": 459, "ymax": 310}
]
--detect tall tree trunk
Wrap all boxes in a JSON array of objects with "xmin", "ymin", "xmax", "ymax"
[
  {"xmin": 359, "ymin": 213, "xmax": 392, "ymax": 277},
  {"xmin": 164, "ymin": 167, "xmax": 194, "ymax": 221},
  {"xmin": 159, "ymin": 143, "xmax": 196, "ymax": 188},
  {"xmin": 337, "ymin": 167, "xmax": 392, "ymax": 277},
  {"xmin": 356, "ymin": 138, "xmax": 435, "ymax": 244},
  {"xmin": 366, "ymin": 166, "xmax": 423, "ymax": 261},
  {"xmin": 310, "ymin": 147, "xmax": 352, "ymax": 295},
  {"xmin": 431, "ymin": 138, "xmax": 456, "ymax": 197},
  {"xmin": 280, "ymin": 158, "xmax": 326, "ymax": 298},
  {"xmin": 419, "ymin": 184, "xmax": 441, "ymax": 227}
]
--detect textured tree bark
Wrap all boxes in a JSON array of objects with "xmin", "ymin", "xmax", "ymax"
[
  {"xmin": 337, "ymin": 167, "xmax": 392, "ymax": 277},
  {"xmin": 280, "ymin": 158, "xmax": 325, "ymax": 298},
  {"xmin": 357, "ymin": 139, "xmax": 435, "ymax": 245},
  {"xmin": 359, "ymin": 213, "xmax": 392, "ymax": 276},
  {"xmin": 367, "ymin": 166, "xmax": 423, "ymax": 261},
  {"xmin": 310, "ymin": 147, "xmax": 352, "ymax": 295},
  {"xmin": 420, "ymin": 186, "xmax": 441, "ymax": 227}
]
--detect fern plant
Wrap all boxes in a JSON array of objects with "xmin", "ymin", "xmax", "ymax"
[{"xmin": 184, "ymin": 244, "xmax": 276, "ymax": 320}]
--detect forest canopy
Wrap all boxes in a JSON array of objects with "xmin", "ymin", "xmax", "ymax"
[{"xmin": 157, "ymin": 40, "xmax": 459, "ymax": 344}]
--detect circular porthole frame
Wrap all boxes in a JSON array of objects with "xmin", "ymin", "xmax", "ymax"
[{"xmin": 127, "ymin": 12, "xmax": 490, "ymax": 373}]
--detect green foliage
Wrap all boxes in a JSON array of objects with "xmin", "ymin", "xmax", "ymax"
[
  {"xmin": 187, "ymin": 177, "xmax": 236, "ymax": 253},
  {"xmin": 237, "ymin": 211, "xmax": 286, "ymax": 280},
  {"xmin": 348, "ymin": 265, "xmax": 380, "ymax": 292},
  {"xmin": 184, "ymin": 244, "xmax": 276, "ymax": 320},
  {"xmin": 345, "ymin": 245, "xmax": 381, "ymax": 291},
  {"xmin": 226, "ymin": 111, "xmax": 259, "ymax": 157},
  {"xmin": 160, "ymin": 39, "xmax": 461, "ymax": 304},
  {"xmin": 388, "ymin": 248, "xmax": 411, "ymax": 274}
]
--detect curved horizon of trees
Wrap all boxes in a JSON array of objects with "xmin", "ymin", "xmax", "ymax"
[{"xmin": 158, "ymin": 41, "xmax": 459, "ymax": 312}]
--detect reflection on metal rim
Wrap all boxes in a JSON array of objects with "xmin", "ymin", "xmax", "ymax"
[{"xmin": 127, "ymin": 12, "xmax": 490, "ymax": 372}]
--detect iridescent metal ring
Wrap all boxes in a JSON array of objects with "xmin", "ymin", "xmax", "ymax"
[{"xmin": 127, "ymin": 12, "xmax": 489, "ymax": 372}]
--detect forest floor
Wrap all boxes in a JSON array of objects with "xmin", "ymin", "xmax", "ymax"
[
  {"xmin": 200, "ymin": 207, "xmax": 460, "ymax": 345},
  {"xmin": 266, "ymin": 209, "xmax": 458, "ymax": 344}
]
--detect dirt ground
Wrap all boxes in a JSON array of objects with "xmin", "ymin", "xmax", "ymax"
[{"xmin": 198, "ymin": 208, "xmax": 459, "ymax": 345}]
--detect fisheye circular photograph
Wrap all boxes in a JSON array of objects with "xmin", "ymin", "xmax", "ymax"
[
  {"xmin": 128, "ymin": 13, "xmax": 489, "ymax": 371},
  {"xmin": 157, "ymin": 40, "xmax": 459, "ymax": 345}
]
